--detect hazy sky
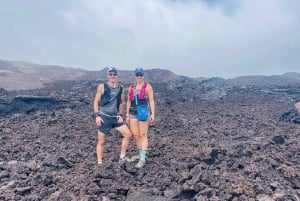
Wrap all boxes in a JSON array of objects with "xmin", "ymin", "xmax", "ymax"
[{"xmin": 0, "ymin": 0, "xmax": 300, "ymax": 78}]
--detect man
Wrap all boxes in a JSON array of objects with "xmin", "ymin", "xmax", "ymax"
[{"xmin": 93, "ymin": 67, "xmax": 132, "ymax": 164}]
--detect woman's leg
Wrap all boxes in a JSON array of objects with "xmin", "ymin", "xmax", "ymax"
[
  {"xmin": 130, "ymin": 118, "xmax": 141, "ymax": 149},
  {"xmin": 139, "ymin": 120, "xmax": 149, "ymax": 151},
  {"xmin": 128, "ymin": 118, "xmax": 142, "ymax": 161},
  {"xmin": 135, "ymin": 120, "xmax": 149, "ymax": 167}
]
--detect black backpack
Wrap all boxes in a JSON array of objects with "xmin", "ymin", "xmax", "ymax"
[{"xmin": 100, "ymin": 83, "xmax": 123, "ymax": 108}]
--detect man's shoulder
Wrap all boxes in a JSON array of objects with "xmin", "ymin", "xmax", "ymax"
[
  {"xmin": 97, "ymin": 83, "xmax": 107, "ymax": 93},
  {"xmin": 99, "ymin": 82, "xmax": 110, "ymax": 88}
]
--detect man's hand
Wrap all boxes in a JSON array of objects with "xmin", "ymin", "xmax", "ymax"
[
  {"xmin": 117, "ymin": 115, "xmax": 123, "ymax": 123},
  {"xmin": 96, "ymin": 116, "xmax": 104, "ymax": 126},
  {"xmin": 126, "ymin": 116, "xmax": 130, "ymax": 124}
]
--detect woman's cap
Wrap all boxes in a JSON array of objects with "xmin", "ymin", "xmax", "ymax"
[
  {"xmin": 107, "ymin": 67, "xmax": 118, "ymax": 74},
  {"xmin": 134, "ymin": 68, "xmax": 144, "ymax": 75}
]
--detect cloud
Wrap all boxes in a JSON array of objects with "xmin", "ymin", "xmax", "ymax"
[{"xmin": 0, "ymin": 0, "xmax": 300, "ymax": 78}]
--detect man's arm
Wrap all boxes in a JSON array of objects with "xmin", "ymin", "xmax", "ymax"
[{"xmin": 94, "ymin": 83, "xmax": 104, "ymax": 115}]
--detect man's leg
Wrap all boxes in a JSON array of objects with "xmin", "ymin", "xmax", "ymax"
[
  {"xmin": 97, "ymin": 131, "xmax": 106, "ymax": 164},
  {"xmin": 116, "ymin": 125, "xmax": 132, "ymax": 157}
]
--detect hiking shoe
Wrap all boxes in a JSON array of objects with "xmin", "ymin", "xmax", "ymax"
[
  {"xmin": 130, "ymin": 155, "xmax": 140, "ymax": 162},
  {"xmin": 98, "ymin": 161, "xmax": 103, "ymax": 165},
  {"xmin": 119, "ymin": 156, "xmax": 130, "ymax": 163},
  {"xmin": 135, "ymin": 159, "xmax": 146, "ymax": 168}
]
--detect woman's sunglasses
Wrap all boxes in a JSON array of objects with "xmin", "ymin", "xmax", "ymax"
[
  {"xmin": 109, "ymin": 73, "xmax": 117, "ymax": 76},
  {"xmin": 135, "ymin": 74, "xmax": 144, "ymax": 77}
]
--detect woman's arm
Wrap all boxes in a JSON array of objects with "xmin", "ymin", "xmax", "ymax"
[{"xmin": 147, "ymin": 84, "xmax": 155, "ymax": 122}]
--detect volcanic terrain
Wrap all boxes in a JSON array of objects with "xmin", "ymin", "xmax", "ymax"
[{"xmin": 0, "ymin": 77, "xmax": 300, "ymax": 201}]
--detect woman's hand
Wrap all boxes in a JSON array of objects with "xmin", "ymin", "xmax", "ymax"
[{"xmin": 150, "ymin": 114, "xmax": 155, "ymax": 123}]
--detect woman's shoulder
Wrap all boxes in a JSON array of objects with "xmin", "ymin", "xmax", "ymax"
[
  {"xmin": 128, "ymin": 83, "xmax": 135, "ymax": 89},
  {"xmin": 145, "ymin": 82, "xmax": 152, "ymax": 87}
]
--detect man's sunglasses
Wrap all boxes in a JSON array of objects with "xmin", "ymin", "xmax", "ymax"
[
  {"xmin": 135, "ymin": 74, "xmax": 144, "ymax": 77},
  {"xmin": 109, "ymin": 73, "xmax": 117, "ymax": 76}
]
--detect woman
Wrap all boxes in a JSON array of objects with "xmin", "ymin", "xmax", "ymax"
[{"xmin": 126, "ymin": 68, "xmax": 155, "ymax": 168}]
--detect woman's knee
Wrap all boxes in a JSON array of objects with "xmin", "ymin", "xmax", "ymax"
[
  {"xmin": 140, "ymin": 132, "xmax": 148, "ymax": 139},
  {"xmin": 131, "ymin": 131, "xmax": 140, "ymax": 138}
]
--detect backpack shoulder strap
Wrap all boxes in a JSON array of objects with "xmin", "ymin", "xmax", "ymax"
[
  {"xmin": 129, "ymin": 83, "xmax": 135, "ymax": 101},
  {"xmin": 142, "ymin": 82, "xmax": 148, "ymax": 90},
  {"xmin": 119, "ymin": 84, "xmax": 123, "ymax": 94},
  {"xmin": 103, "ymin": 82, "xmax": 109, "ymax": 93},
  {"xmin": 139, "ymin": 82, "xmax": 148, "ymax": 99},
  {"xmin": 100, "ymin": 83, "xmax": 110, "ymax": 107}
]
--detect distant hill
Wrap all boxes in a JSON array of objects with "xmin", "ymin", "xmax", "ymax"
[
  {"xmin": 0, "ymin": 70, "xmax": 52, "ymax": 91},
  {"xmin": 0, "ymin": 60, "xmax": 89, "ymax": 90},
  {"xmin": 0, "ymin": 60, "xmax": 87, "ymax": 80},
  {"xmin": 1, "ymin": 59, "xmax": 299, "ymax": 91},
  {"xmin": 77, "ymin": 68, "xmax": 179, "ymax": 84},
  {"xmin": 0, "ymin": 60, "xmax": 180, "ymax": 90},
  {"xmin": 228, "ymin": 72, "xmax": 300, "ymax": 87}
]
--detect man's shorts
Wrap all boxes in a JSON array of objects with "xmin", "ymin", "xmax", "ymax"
[{"xmin": 98, "ymin": 114, "xmax": 124, "ymax": 135}]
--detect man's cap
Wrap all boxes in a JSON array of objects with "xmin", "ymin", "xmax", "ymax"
[
  {"xmin": 107, "ymin": 67, "xmax": 118, "ymax": 74},
  {"xmin": 134, "ymin": 68, "xmax": 144, "ymax": 75}
]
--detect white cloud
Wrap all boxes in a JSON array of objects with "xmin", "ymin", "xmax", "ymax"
[{"xmin": 0, "ymin": 0, "xmax": 300, "ymax": 78}]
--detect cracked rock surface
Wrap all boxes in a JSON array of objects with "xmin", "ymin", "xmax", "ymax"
[{"xmin": 0, "ymin": 80, "xmax": 299, "ymax": 200}]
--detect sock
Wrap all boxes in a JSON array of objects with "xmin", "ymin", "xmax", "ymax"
[
  {"xmin": 139, "ymin": 150, "xmax": 147, "ymax": 161},
  {"xmin": 120, "ymin": 154, "xmax": 125, "ymax": 159}
]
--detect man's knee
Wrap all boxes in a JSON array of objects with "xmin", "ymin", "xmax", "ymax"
[
  {"xmin": 118, "ymin": 125, "xmax": 132, "ymax": 139},
  {"xmin": 98, "ymin": 133, "xmax": 106, "ymax": 145},
  {"xmin": 98, "ymin": 139, "xmax": 105, "ymax": 145},
  {"xmin": 123, "ymin": 130, "xmax": 132, "ymax": 139}
]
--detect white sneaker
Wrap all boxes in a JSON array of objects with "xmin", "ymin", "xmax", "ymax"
[
  {"xmin": 135, "ymin": 159, "xmax": 146, "ymax": 168},
  {"xmin": 130, "ymin": 155, "xmax": 140, "ymax": 162}
]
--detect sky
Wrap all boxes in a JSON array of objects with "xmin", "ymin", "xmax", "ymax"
[{"xmin": 0, "ymin": 0, "xmax": 300, "ymax": 78}]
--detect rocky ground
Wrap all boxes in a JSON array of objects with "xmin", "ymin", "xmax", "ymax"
[{"xmin": 0, "ymin": 79, "xmax": 299, "ymax": 201}]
